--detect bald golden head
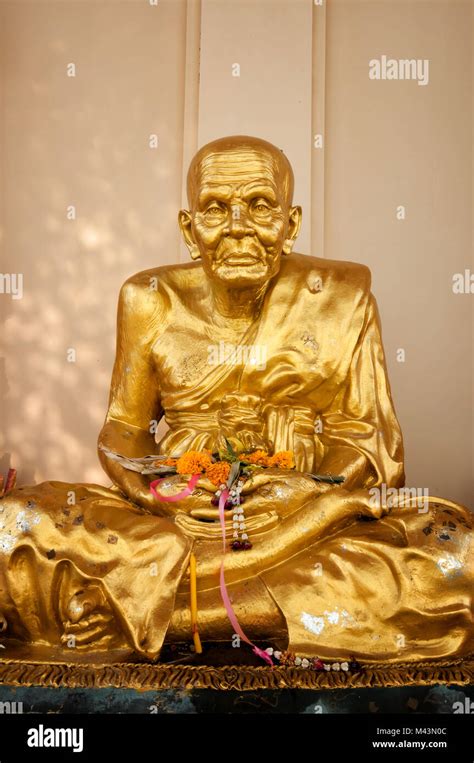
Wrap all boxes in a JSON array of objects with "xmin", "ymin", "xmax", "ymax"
[
  {"xmin": 180, "ymin": 135, "xmax": 302, "ymax": 288},
  {"xmin": 186, "ymin": 135, "xmax": 294, "ymax": 210}
]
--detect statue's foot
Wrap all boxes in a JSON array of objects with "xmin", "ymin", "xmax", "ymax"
[
  {"xmin": 61, "ymin": 586, "xmax": 127, "ymax": 650},
  {"xmin": 65, "ymin": 585, "xmax": 107, "ymax": 624}
]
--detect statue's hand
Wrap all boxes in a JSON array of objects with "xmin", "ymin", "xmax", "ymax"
[
  {"xmin": 188, "ymin": 470, "xmax": 339, "ymax": 523},
  {"xmin": 128, "ymin": 483, "xmax": 173, "ymax": 515},
  {"xmin": 148, "ymin": 470, "xmax": 344, "ymax": 522},
  {"xmin": 127, "ymin": 474, "xmax": 197, "ymax": 517},
  {"xmin": 240, "ymin": 469, "xmax": 335, "ymax": 518}
]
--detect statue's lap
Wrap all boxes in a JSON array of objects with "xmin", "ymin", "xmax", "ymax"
[{"xmin": 0, "ymin": 479, "xmax": 472, "ymax": 661}]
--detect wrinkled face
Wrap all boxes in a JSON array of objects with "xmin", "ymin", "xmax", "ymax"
[{"xmin": 185, "ymin": 148, "xmax": 293, "ymax": 287}]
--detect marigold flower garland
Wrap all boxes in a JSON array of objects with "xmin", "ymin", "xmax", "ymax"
[{"xmin": 148, "ymin": 441, "xmax": 343, "ymax": 548}]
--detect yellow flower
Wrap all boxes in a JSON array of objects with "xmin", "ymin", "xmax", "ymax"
[
  {"xmin": 176, "ymin": 450, "xmax": 213, "ymax": 475},
  {"xmin": 268, "ymin": 451, "xmax": 295, "ymax": 469},
  {"xmin": 205, "ymin": 461, "xmax": 231, "ymax": 486}
]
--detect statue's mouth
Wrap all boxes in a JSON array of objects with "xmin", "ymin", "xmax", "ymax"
[{"xmin": 222, "ymin": 252, "xmax": 261, "ymax": 266}]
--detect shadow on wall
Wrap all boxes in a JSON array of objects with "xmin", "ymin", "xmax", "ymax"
[{"xmin": 1, "ymin": 0, "xmax": 185, "ymax": 485}]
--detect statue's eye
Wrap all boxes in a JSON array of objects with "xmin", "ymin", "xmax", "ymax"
[
  {"xmin": 204, "ymin": 205, "xmax": 225, "ymax": 216},
  {"xmin": 253, "ymin": 201, "xmax": 271, "ymax": 214}
]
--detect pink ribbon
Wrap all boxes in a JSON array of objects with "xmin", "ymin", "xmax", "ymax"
[
  {"xmin": 218, "ymin": 488, "xmax": 273, "ymax": 667},
  {"xmin": 150, "ymin": 473, "xmax": 201, "ymax": 502}
]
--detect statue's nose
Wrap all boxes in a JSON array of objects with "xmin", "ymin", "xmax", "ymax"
[{"xmin": 224, "ymin": 207, "xmax": 255, "ymax": 238}]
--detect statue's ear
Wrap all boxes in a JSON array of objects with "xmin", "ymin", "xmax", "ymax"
[
  {"xmin": 178, "ymin": 210, "xmax": 201, "ymax": 260},
  {"xmin": 282, "ymin": 205, "xmax": 302, "ymax": 255}
]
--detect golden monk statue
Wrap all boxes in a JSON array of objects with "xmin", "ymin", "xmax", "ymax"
[{"xmin": 0, "ymin": 136, "xmax": 472, "ymax": 666}]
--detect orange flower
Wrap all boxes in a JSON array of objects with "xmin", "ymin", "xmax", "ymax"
[
  {"xmin": 268, "ymin": 451, "xmax": 295, "ymax": 469},
  {"xmin": 205, "ymin": 461, "xmax": 231, "ymax": 486},
  {"xmin": 268, "ymin": 450, "xmax": 295, "ymax": 469},
  {"xmin": 176, "ymin": 450, "xmax": 213, "ymax": 475},
  {"xmin": 245, "ymin": 450, "xmax": 270, "ymax": 466}
]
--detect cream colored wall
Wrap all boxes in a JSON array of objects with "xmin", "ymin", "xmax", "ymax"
[
  {"xmin": 0, "ymin": 0, "xmax": 187, "ymax": 483},
  {"xmin": 0, "ymin": 0, "xmax": 472, "ymax": 506},
  {"xmin": 324, "ymin": 0, "xmax": 473, "ymax": 506},
  {"xmin": 198, "ymin": 0, "xmax": 313, "ymax": 254}
]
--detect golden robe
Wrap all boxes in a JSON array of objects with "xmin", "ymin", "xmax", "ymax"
[{"xmin": 0, "ymin": 254, "xmax": 472, "ymax": 662}]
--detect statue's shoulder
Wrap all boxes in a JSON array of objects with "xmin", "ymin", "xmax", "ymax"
[
  {"xmin": 122, "ymin": 262, "xmax": 198, "ymax": 290},
  {"xmin": 119, "ymin": 262, "xmax": 200, "ymax": 313},
  {"xmin": 286, "ymin": 253, "xmax": 371, "ymax": 294}
]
